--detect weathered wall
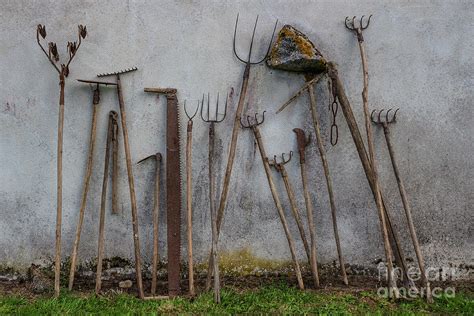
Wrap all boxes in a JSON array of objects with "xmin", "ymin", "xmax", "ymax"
[{"xmin": 0, "ymin": 0, "xmax": 472, "ymax": 275}]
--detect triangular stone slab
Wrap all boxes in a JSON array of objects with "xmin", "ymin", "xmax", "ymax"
[{"xmin": 267, "ymin": 25, "xmax": 326, "ymax": 73}]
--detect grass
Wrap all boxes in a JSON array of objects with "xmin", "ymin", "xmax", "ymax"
[{"xmin": 0, "ymin": 283, "xmax": 473, "ymax": 315}]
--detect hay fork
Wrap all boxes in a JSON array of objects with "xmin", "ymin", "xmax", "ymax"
[
  {"xmin": 201, "ymin": 92, "xmax": 229, "ymax": 302},
  {"xmin": 241, "ymin": 112, "xmax": 304, "ymax": 290},
  {"xmin": 208, "ymin": 14, "xmax": 278, "ymax": 288},
  {"xmin": 345, "ymin": 15, "xmax": 373, "ymax": 42},
  {"xmin": 372, "ymin": 108, "xmax": 432, "ymax": 302},
  {"xmin": 183, "ymin": 99, "xmax": 200, "ymax": 297},
  {"xmin": 269, "ymin": 152, "xmax": 312, "ymax": 266}
]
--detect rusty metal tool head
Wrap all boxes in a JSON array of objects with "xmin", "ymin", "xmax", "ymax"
[
  {"xmin": 36, "ymin": 24, "xmax": 87, "ymax": 77},
  {"xmin": 184, "ymin": 99, "xmax": 200, "ymax": 121},
  {"xmin": 137, "ymin": 152, "xmax": 162, "ymax": 165},
  {"xmin": 97, "ymin": 67, "xmax": 138, "ymax": 78},
  {"xmin": 200, "ymin": 92, "xmax": 229, "ymax": 123},
  {"xmin": 269, "ymin": 151, "xmax": 293, "ymax": 172},
  {"xmin": 292, "ymin": 128, "xmax": 311, "ymax": 164},
  {"xmin": 240, "ymin": 111, "xmax": 266, "ymax": 129},
  {"xmin": 371, "ymin": 108, "xmax": 400, "ymax": 126},
  {"xmin": 344, "ymin": 15, "xmax": 373, "ymax": 42},
  {"xmin": 233, "ymin": 14, "xmax": 278, "ymax": 66}
]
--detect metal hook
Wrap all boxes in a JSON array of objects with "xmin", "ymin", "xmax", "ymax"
[
  {"xmin": 233, "ymin": 14, "xmax": 278, "ymax": 65},
  {"xmin": 184, "ymin": 99, "xmax": 200, "ymax": 121}
]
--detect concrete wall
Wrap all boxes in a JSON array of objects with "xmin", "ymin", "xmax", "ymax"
[{"xmin": 1, "ymin": 0, "xmax": 472, "ymax": 275}]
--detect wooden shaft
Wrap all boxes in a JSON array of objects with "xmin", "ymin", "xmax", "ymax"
[
  {"xmin": 327, "ymin": 62, "xmax": 409, "ymax": 289},
  {"xmin": 299, "ymin": 162, "xmax": 320, "ymax": 287},
  {"xmin": 307, "ymin": 83, "xmax": 348, "ymax": 285},
  {"xmin": 207, "ymin": 64, "xmax": 251, "ymax": 284},
  {"xmin": 279, "ymin": 166, "xmax": 311, "ymax": 263},
  {"xmin": 357, "ymin": 39, "xmax": 397, "ymax": 295},
  {"xmin": 116, "ymin": 75, "xmax": 144, "ymax": 299},
  {"xmin": 383, "ymin": 124, "xmax": 432, "ymax": 301},
  {"xmin": 209, "ymin": 123, "xmax": 221, "ymax": 303},
  {"xmin": 253, "ymin": 127, "xmax": 304, "ymax": 289},
  {"xmin": 111, "ymin": 121, "xmax": 119, "ymax": 214},
  {"xmin": 96, "ymin": 113, "xmax": 113, "ymax": 294},
  {"xmin": 185, "ymin": 121, "xmax": 195, "ymax": 296},
  {"xmin": 69, "ymin": 89, "xmax": 100, "ymax": 290},
  {"xmin": 54, "ymin": 76, "xmax": 65, "ymax": 297},
  {"xmin": 151, "ymin": 154, "xmax": 161, "ymax": 296}
]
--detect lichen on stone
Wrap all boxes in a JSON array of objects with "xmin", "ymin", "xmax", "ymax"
[{"xmin": 267, "ymin": 25, "xmax": 327, "ymax": 73}]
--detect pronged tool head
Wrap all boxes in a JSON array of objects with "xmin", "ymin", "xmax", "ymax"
[
  {"xmin": 240, "ymin": 111, "xmax": 266, "ymax": 128},
  {"xmin": 371, "ymin": 108, "xmax": 400, "ymax": 125},
  {"xmin": 97, "ymin": 67, "xmax": 138, "ymax": 77},
  {"xmin": 200, "ymin": 92, "xmax": 229, "ymax": 123}
]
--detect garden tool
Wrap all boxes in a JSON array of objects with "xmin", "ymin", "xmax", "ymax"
[
  {"xmin": 137, "ymin": 153, "xmax": 162, "ymax": 296},
  {"xmin": 293, "ymin": 128, "xmax": 320, "ymax": 288},
  {"xmin": 184, "ymin": 99, "xmax": 200, "ymax": 297},
  {"xmin": 36, "ymin": 23, "xmax": 87, "ymax": 297},
  {"xmin": 269, "ymin": 24, "xmax": 348, "ymax": 284},
  {"xmin": 143, "ymin": 87, "xmax": 182, "ymax": 297},
  {"xmin": 98, "ymin": 67, "xmax": 144, "ymax": 299},
  {"xmin": 69, "ymin": 79, "xmax": 117, "ymax": 291},
  {"xmin": 207, "ymin": 16, "xmax": 278, "ymax": 283},
  {"xmin": 241, "ymin": 112, "xmax": 304, "ymax": 290},
  {"xmin": 201, "ymin": 93, "xmax": 229, "ymax": 302},
  {"xmin": 95, "ymin": 111, "xmax": 118, "ymax": 294},
  {"xmin": 372, "ymin": 109, "xmax": 432, "ymax": 303},
  {"xmin": 345, "ymin": 15, "xmax": 397, "ymax": 297},
  {"xmin": 326, "ymin": 61, "xmax": 411, "ymax": 290},
  {"xmin": 269, "ymin": 152, "xmax": 311, "ymax": 264}
]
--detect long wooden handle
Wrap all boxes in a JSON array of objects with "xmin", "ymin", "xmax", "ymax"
[
  {"xmin": 299, "ymin": 161, "xmax": 320, "ymax": 287},
  {"xmin": 383, "ymin": 125, "xmax": 432, "ymax": 302},
  {"xmin": 307, "ymin": 83, "xmax": 348, "ymax": 285},
  {"xmin": 117, "ymin": 75, "xmax": 144, "ymax": 299},
  {"xmin": 96, "ymin": 113, "xmax": 113, "ymax": 294},
  {"xmin": 111, "ymin": 118, "xmax": 119, "ymax": 214},
  {"xmin": 54, "ymin": 78, "xmax": 65, "ymax": 298},
  {"xmin": 280, "ymin": 167, "xmax": 311, "ymax": 263},
  {"xmin": 68, "ymin": 93, "xmax": 100, "ymax": 290},
  {"xmin": 253, "ymin": 127, "xmax": 304, "ymax": 290},
  {"xmin": 151, "ymin": 154, "xmax": 161, "ymax": 296},
  {"xmin": 186, "ymin": 121, "xmax": 195, "ymax": 297}
]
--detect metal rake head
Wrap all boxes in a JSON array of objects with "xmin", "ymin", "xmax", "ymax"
[
  {"xmin": 371, "ymin": 108, "xmax": 399, "ymax": 125},
  {"xmin": 344, "ymin": 15, "xmax": 372, "ymax": 31},
  {"xmin": 200, "ymin": 92, "xmax": 228, "ymax": 123},
  {"xmin": 233, "ymin": 14, "xmax": 278, "ymax": 65},
  {"xmin": 184, "ymin": 99, "xmax": 200, "ymax": 121},
  {"xmin": 270, "ymin": 151, "xmax": 293, "ymax": 166},
  {"xmin": 97, "ymin": 67, "xmax": 138, "ymax": 77},
  {"xmin": 240, "ymin": 111, "xmax": 266, "ymax": 128}
]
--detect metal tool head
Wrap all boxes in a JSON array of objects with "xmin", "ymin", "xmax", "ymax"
[
  {"xmin": 370, "ymin": 108, "xmax": 400, "ymax": 125},
  {"xmin": 269, "ymin": 151, "xmax": 293, "ymax": 168},
  {"xmin": 293, "ymin": 128, "xmax": 311, "ymax": 163},
  {"xmin": 344, "ymin": 15, "xmax": 372, "ymax": 31},
  {"xmin": 200, "ymin": 92, "xmax": 228, "ymax": 123},
  {"xmin": 240, "ymin": 111, "xmax": 266, "ymax": 128},
  {"xmin": 184, "ymin": 99, "xmax": 200, "ymax": 121},
  {"xmin": 97, "ymin": 67, "xmax": 138, "ymax": 78},
  {"xmin": 233, "ymin": 14, "xmax": 278, "ymax": 65},
  {"xmin": 77, "ymin": 79, "xmax": 118, "ymax": 86},
  {"xmin": 137, "ymin": 152, "xmax": 162, "ymax": 165}
]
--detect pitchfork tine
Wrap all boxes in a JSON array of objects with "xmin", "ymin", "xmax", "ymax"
[
  {"xmin": 233, "ymin": 14, "xmax": 278, "ymax": 65},
  {"xmin": 378, "ymin": 109, "xmax": 385, "ymax": 124},
  {"xmin": 392, "ymin": 108, "xmax": 400, "ymax": 122},
  {"xmin": 371, "ymin": 109, "xmax": 377, "ymax": 123},
  {"xmin": 362, "ymin": 14, "xmax": 373, "ymax": 30},
  {"xmin": 386, "ymin": 108, "xmax": 392, "ymax": 123},
  {"xmin": 184, "ymin": 99, "xmax": 200, "ymax": 121}
]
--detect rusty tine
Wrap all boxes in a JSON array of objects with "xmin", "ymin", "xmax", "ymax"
[
  {"xmin": 184, "ymin": 100, "xmax": 200, "ymax": 121},
  {"xmin": 378, "ymin": 109, "xmax": 385, "ymax": 124},
  {"xmin": 233, "ymin": 14, "xmax": 278, "ymax": 65},
  {"xmin": 200, "ymin": 92, "xmax": 228, "ymax": 123},
  {"xmin": 361, "ymin": 15, "xmax": 373, "ymax": 30}
]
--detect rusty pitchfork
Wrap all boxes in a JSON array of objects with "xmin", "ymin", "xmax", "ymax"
[
  {"xmin": 269, "ymin": 152, "xmax": 311, "ymax": 265},
  {"xmin": 201, "ymin": 92, "xmax": 229, "ymax": 303},
  {"xmin": 241, "ymin": 112, "xmax": 304, "ymax": 290},
  {"xmin": 371, "ymin": 109, "xmax": 433, "ymax": 303},
  {"xmin": 183, "ymin": 99, "xmax": 200, "ymax": 297},
  {"xmin": 207, "ymin": 14, "xmax": 278, "ymax": 287}
]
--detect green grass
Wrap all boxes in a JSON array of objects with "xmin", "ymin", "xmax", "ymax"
[{"xmin": 1, "ymin": 283, "xmax": 473, "ymax": 315}]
